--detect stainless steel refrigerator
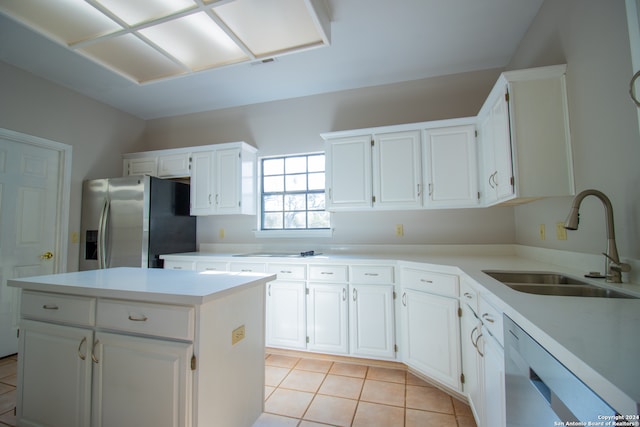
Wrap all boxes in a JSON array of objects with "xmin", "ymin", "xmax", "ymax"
[{"xmin": 79, "ymin": 175, "xmax": 196, "ymax": 270}]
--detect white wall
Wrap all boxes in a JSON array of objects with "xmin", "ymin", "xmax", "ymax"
[
  {"xmin": 508, "ymin": 0, "xmax": 640, "ymax": 261},
  {"xmin": 142, "ymin": 68, "xmax": 517, "ymax": 248},
  {"xmin": 0, "ymin": 62, "xmax": 146, "ymax": 271}
]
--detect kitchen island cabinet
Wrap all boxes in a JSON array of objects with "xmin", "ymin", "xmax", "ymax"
[{"xmin": 9, "ymin": 267, "xmax": 275, "ymax": 427}]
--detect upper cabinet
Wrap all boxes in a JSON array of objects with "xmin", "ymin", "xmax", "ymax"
[
  {"xmin": 477, "ymin": 64, "xmax": 575, "ymax": 205},
  {"xmin": 322, "ymin": 118, "xmax": 477, "ymax": 212},
  {"xmin": 123, "ymin": 142, "xmax": 257, "ymax": 216}
]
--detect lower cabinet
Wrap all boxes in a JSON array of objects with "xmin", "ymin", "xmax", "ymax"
[
  {"xmin": 265, "ymin": 280, "xmax": 307, "ymax": 349},
  {"xmin": 401, "ymin": 268, "xmax": 462, "ymax": 391},
  {"xmin": 307, "ymin": 283, "xmax": 348, "ymax": 354},
  {"xmin": 479, "ymin": 332, "xmax": 505, "ymax": 427},
  {"xmin": 349, "ymin": 284, "xmax": 395, "ymax": 359}
]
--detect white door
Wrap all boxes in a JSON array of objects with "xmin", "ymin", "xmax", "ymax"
[
  {"xmin": 307, "ymin": 283, "xmax": 348, "ymax": 354},
  {"xmin": 325, "ymin": 135, "xmax": 373, "ymax": 210},
  {"xmin": 490, "ymin": 86, "xmax": 515, "ymax": 201},
  {"xmin": 190, "ymin": 151, "xmax": 214, "ymax": 215},
  {"xmin": 265, "ymin": 281, "xmax": 307, "ymax": 349},
  {"xmin": 349, "ymin": 284, "xmax": 395, "ymax": 359},
  {"xmin": 0, "ymin": 129, "xmax": 69, "ymax": 357},
  {"xmin": 214, "ymin": 148, "xmax": 241, "ymax": 214}
]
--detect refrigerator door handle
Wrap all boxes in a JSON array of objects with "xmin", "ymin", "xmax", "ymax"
[{"xmin": 97, "ymin": 197, "xmax": 110, "ymax": 269}]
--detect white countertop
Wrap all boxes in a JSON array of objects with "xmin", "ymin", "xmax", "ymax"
[
  {"xmin": 8, "ymin": 267, "xmax": 277, "ymax": 305},
  {"xmin": 163, "ymin": 248, "xmax": 640, "ymax": 415}
]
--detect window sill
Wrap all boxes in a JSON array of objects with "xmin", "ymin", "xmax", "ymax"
[{"xmin": 253, "ymin": 229, "xmax": 334, "ymax": 238}]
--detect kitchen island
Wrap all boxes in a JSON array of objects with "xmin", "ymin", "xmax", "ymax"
[{"xmin": 8, "ymin": 267, "xmax": 276, "ymax": 427}]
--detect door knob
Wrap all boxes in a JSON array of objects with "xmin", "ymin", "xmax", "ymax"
[{"xmin": 40, "ymin": 251, "xmax": 54, "ymax": 260}]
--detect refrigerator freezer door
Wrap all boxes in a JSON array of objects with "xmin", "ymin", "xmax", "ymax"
[{"xmin": 80, "ymin": 179, "xmax": 108, "ymax": 271}]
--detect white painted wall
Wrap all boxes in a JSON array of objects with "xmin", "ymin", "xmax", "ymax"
[
  {"xmin": 508, "ymin": 0, "xmax": 640, "ymax": 261},
  {"xmin": 142, "ymin": 69, "xmax": 517, "ymax": 247},
  {"xmin": 0, "ymin": 62, "xmax": 146, "ymax": 271}
]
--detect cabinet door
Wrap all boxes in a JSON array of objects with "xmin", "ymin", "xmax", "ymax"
[
  {"xmin": 190, "ymin": 151, "xmax": 215, "ymax": 215},
  {"xmin": 325, "ymin": 135, "xmax": 372, "ymax": 210},
  {"xmin": 214, "ymin": 148, "xmax": 241, "ymax": 214},
  {"xmin": 373, "ymin": 130, "xmax": 422, "ymax": 208},
  {"xmin": 126, "ymin": 157, "xmax": 158, "ymax": 176},
  {"xmin": 307, "ymin": 283, "xmax": 348, "ymax": 354},
  {"xmin": 480, "ymin": 333, "xmax": 505, "ymax": 427},
  {"xmin": 460, "ymin": 304, "xmax": 483, "ymax": 424},
  {"xmin": 478, "ymin": 110, "xmax": 497, "ymax": 204},
  {"xmin": 402, "ymin": 289, "xmax": 462, "ymax": 390},
  {"xmin": 490, "ymin": 85, "xmax": 515, "ymax": 201},
  {"xmin": 18, "ymin": 320, "xmax": 93, "ymax": 427},
  {"xmin": 91, "ymin": 331, "xmax": 192, "ymax": 427},
  {"xmin": 424, "ymin": 125, "xmax": 478, "ymax": 208},
  {"xmin": 158, "ymin": 153, "xmax": 191, "ymax": 178},
  {"xmin": 265, "ymin": 281, "xmax": 307, "ymax": 349},
  {"xmin": 350, "ymin": 284, "xmax": 395, "ymax": 359}
]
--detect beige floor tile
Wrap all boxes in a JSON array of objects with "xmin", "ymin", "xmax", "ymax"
[
  {"xmin": 405, "ymin": 408, "xmax": 457, "ymax": 427},
  {"xmin": 0, "ymin": 409, "xmax": 16, "ymax": 427},
  {"xmin": 318, "ymin": 374, "xmax": 364, "ymax": 400},
  {"xmin": 303, "ymin": 395, "xmax": 357, "ymax": 427},
  {"xmin": 252, "ymin": 412, "xmax": 299, "ymax": 427},
  {"xmin": 360, "ymin": 380, "xmax": 405, "ymax": 407},
  {"xmin": 406, "ymin": 372, "xmax": 434, "ymax": 387},
  {"xmin": 298, "ymin": 421, "xmax": 333, "ymax": 427},
  {"xmin": 0, "ymin": 375, "xmax": 16, "ymax": 388},
  {"xmin": 329, "ymin": 362, "xmax": 368, "ymax": 378},
  {"xmin": 265, "ymin": 388, "xmax": 314, "ymax": 419},
  {"xmin": 0, "ymin": 383, "xmax": 14, "ymax": 395},
  {"xmin": 352, "ymin": 401, "xmax": 405, "ymax": 427},
  {"xmin": 456, "ymin": 415, "xmax": 478, "ymax": 427},
  {"xmin": 0, "ymin": 390, "xmax": 16, "ymax": 415},
  {"xmin": 366, "ymin": 366, "xmax": 406, "ymax": 384},
  {"xmin": 294, "ymin": 358, "xmax": 333, "ymax": 373},
  {"xmin": 406, "ymin": 385, "xmax": 454, "ymax": 414},
  {"xmin": 0, "ymin": 364, "xmax": 16, "ymax": 382},
  {"xmin": 279, "ymin": 370, "xmax": 326, "ymax": 393},
  {"xmin": 266, "ymin": 354, "xmax": 300, "ymax": 369},
  {"xmin": 265, "ymin": 366, "xmax": 292, "ymax": 387},
  {"xmin": 265, "ymin": 386, "xmax": 276, "ymax": 401}
]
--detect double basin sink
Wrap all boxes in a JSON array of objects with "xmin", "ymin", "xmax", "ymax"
[{"xmin": 483, "ymin": 270, "xmax": 637, "ymax": 299}]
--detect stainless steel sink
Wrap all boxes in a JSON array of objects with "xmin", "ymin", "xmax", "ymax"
[{"xmin": 483, "ymin": 270, "xmax": 638, "ymax": 299}]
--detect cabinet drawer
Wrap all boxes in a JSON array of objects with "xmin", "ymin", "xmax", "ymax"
[
  {"xmin": 350, "ymin": 265, "xmax": 394, "ymax": 284},
  {"xmin": 96, "ymin": 299, "xmax": 195, "ymax": 341},
  {"xmin": 21, "ymin": 291, "xmax": 96, "ymax": 326},
  {"xmin": 163, "ymin": 260, "xmax": 195, "ymax": 270},
  {"xmin": 479, "ymin": 296, "xmax": 503, "ymax": 346},
  {"xmin": 309, "ymin": 265, "xmax": 348, "ymax": 282},
  {"xmin": 402, "ymin": 268, "xmax": 459, "ymax": 297},
  {"xmin": 195, "ymin": 261, "xmax": 228, "ymax": 272},
  {"xmin": 230, "ymin": 262, "xmax": 267, "ymax": 273},
  {"xmin": 267, "ymin": 264, "xmax": 306, "ymax": 280},
  {"xmin": 459, "ymin": 278, "xmax": 479, "ymax": 313}
]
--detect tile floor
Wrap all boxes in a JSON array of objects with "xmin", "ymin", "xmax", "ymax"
[
  {"xmin": 0, "ymin": 352, "xmax": 477, "ymax": 427},
  {"xmin": 255, "ymin": 353, "xmax": 476, "ymax": 427}
]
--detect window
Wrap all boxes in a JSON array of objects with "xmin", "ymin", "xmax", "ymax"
[{"xmin": 260, "ymin": 153, "xmax": 330, "ymax": 231}]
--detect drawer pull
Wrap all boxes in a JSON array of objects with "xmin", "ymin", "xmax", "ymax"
[
  {"xmin": 420, "ymin": 279, "xmax": 433, "ymax": 284},
  {"xmin": 482, "ymin": 313, "xmax": 495, "ymax": 323},
  {"xmin": 352, "ymin": 288, "xmax": 358, "ymax": 301},
  {"xmin": 205, "ymin": 268, "xmax": 218, "ymax": 271},
  {"xmin": 173, "ymin": 266, "xmax": 183, "ymax": 270},
  {"xmin": 280, "ymin": 270, "xmax": 292, "ymax": 274},
  {"xmin": 78, "ymin": 337, "xmax": 87, "ymax": 361},
  {"xmin": 128, "ymin": 314, "xmax": 148, "ymax": 322},
  {"xmin": 463, "ymin": 292, "xmax": 473, "ymax": 299},
  {"xmin": 241, "ymin": 269, "xmax": 252, "ymax": 272},
  {"xmin": 320, "ymin": 271, "xmax": 334, "ymax": 275},
  {"xmin": 402, "ymin": 292, "xmax": 407, "ymax": 306},
  {"xmin": 343, "ymin": 287, "xmax": 347, "ymax": 301},
  {"xmin": 364, "ymin": 273, "xmax": 379, "ymax": 277},
  {"xmin": 42, "ymin": 304, "xmax": 59, "ymax": 310}
]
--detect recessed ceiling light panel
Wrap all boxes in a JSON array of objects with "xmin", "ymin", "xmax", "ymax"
[{"xmin": 94, "ymin": 0, "xmax": 196, "ymax": 26}]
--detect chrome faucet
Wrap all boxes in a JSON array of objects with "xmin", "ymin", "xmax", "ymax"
[{"xmin": 563, "ymin": 189, "xmax": 631, "ymax": 283}]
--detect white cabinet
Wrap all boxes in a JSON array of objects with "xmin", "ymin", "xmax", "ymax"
[
  {"xmin": 373, "ymin": 130, "xmax": 422, "ymax": 209},
  {"xmin": 307, "ymin": 283, "xmax": 349, "ymax": 354},
  {"xmin": 459, "ymin": 279, "xmax": 483, "ymax": 424},
  {"xmin": 349, "ymin": 284, "xmax": 395, "ymax": 359},
  {"xmin": 266, "ymin": 279, "xmax": 307, "ymax": 350},
  {"xmin": 400, "ymin": 268, "xmax": 462, "ymax": 391},
  {"xmin": 125, "ymin": 157, "xmax": 158, "ymax": 176},
  {"xmin": 423, "ymin": 125, "xmax": 479, "ymax": 208},
  {"xmin": 325, "ymin": 135, "xmax": 372, "ymax": 210},
  {"xmin": 190, "ymin": 144, "xmax": 257, "ymax": 216},
  {"xmin": 91, "ymin": 332, "xmax": 192, "ymax": 427},
  {"xmin": 157, "ymin": 152, "xmax": 191, "ymax": 178},
  {"xmin": 18, "ymin": 320, "xmax": 93, "ymax": 427},
  {"xmin": 477, "ymin": 64, "xmax": 574, "ymax": 205},
  {"xmin": 480, "ymin": 332, "xmax": 505, "ymax": 427},
  {"xmin": 123, "ymin": 150, "xmax": 190, "ymax": 178}
]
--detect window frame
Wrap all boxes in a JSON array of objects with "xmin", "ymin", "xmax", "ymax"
[{"xmin": 254, "ymin": 152, "xmax": 333, "ymax": 238}]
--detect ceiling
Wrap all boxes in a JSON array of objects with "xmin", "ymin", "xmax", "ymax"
[{"xmin": 0, "ymin": 0, "xmax": 545, "ymax": 120}]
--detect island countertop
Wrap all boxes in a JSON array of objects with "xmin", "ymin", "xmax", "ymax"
[{"xmin": 8, "ymin": 267, "xmax": 276, "ymax": 305}]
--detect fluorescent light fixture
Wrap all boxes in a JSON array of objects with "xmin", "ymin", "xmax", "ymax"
[{"xmin": 0, "ymin": 0, "xmax": 331, "ymax": 83}]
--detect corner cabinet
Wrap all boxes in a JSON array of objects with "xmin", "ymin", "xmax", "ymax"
[{"xmin": 477, "ymin": 64, "xmax": 574, "ymax": 205}]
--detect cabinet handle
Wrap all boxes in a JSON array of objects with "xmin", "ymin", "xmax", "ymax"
[
  {"xmin": 417, "ymin": 183, "xmax": 421, "ymax": 197},
  {"xmin": 320, "ymin": 271, "xmax": 334, "ymax": 275},
  {"xmin": 343, "ymin": 287, "xmax": 347, "ymax": 301},
  {"xmin": 215, "ymin": 194, "xmax": 219, "ymax": 205},
  {"xmin": 173, "ymin": 266, "xmax": 183, "ymax": 270},
  {"xmin": 364, "ymin": 273, "xmax": 379, "ymax": 277},
  {"xmin": 489, "ymin": 172, "xmax": 497, "ymax": 189},
  {"xmin": 470, "ymin": 326, "xmax": 479, "ymax": 348},
  {"xmin": 91, "ymin": 339, "xmax": 100, "ymax": 364},
  {"xmin": 402, "ymin": 292, "xmax": 407, "ymax": 306},
  {"xmin": 241, "ymin": 269, "xmax": 252, "ymax": 272},
  {"xmin": 482, "ymin": 313, "xmax": 495, "ymax": 323},
  {"xmin": 208, "ymin": 194, "xmax": 212, "ymax": 204},
  {"xmin": 474, "ymin": 333, "xmax": 484, "ymax": 357},
  {"xmin": 352, "ymin": 288, "xmax": 358, "ymax": 301},
  {"xmin": 463, "ymin": 292, "xmax": 473, "ymax": 300},
  {"xmin": 77, "ymin": 337, "xmax": 87, "ymax": 361},
  {"xmin": 280, "ymin": 270, "xmax": 292, "ymax": 274},
  {"xmin": 428, "ymin": 183, "xmax": 433, "ymax": 196},
  {"xmin": 42, "ymin": 304, "xmax": 59, "ymax": 310},
  {"xmin": 420, "ymin": 279, "xmax": 433, "ymax": 284},
  {"xmin": 268, "ymin": 284, "xmax": 272, "ymax": 297},
  {"xmin": 128, "ymin": 314, "xmax": 148, "ymax": 322}
]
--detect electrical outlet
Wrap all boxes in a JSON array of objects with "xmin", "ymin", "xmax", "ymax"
[
  {"xmin": 395, "ymin": 224, "xmax": 404, "ymax": 237},
  {"xmin": 219, "ymin": 228, "xmax": 225, "ymax": 239},
  {"xmin": 232, "ymin": 325, "xmax": 245, "ymax": 345},
  {"xmin": 71, "ymin": 231, "xmax": 79, "ymax": 244},
  {"xmin": 539, "ymin": 224, "xmax": 546, "ymax": 240},
  {"xmin": 556, "ymin": 222, "xmax": 567, "ymax": 240}
]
